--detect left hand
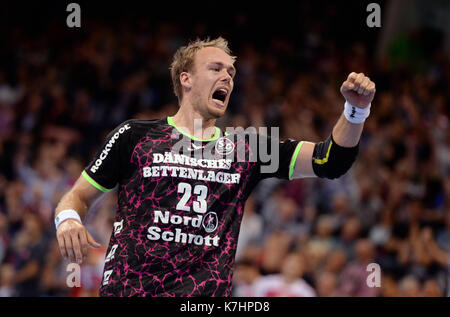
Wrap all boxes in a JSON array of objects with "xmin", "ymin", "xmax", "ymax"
[{"xmin": 340, "ymin": 72, "xmax": 376, "ymax": 108}]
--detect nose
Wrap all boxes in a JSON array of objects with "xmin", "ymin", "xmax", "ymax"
[{"xmin": 221, "ymin": 70, "xmax": 232, "ymax": 83}]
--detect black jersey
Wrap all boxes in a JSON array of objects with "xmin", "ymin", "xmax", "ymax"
[{"xmin": 82, "ymin": 117, "xmax": 303, "ymax": 296}]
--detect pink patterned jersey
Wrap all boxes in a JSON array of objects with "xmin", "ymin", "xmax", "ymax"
[{"xmin": 82, "ymin": 117, "xmax": 300, "ymax": 296}]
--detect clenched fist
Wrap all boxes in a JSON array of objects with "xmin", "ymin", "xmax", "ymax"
[
  {"xmin": 340, "ymin": 72, "xmax": 376, "ymax": 108},
  {"xmin": 56, "ymin": 219, "xmax": 101, "ymax": 263}
]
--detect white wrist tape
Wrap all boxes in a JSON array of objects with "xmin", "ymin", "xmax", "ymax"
[
  {"xmin": 55, "ymin": 209, "xmax": 82, "ymax": 230},
  {"xmin": 344, "ymin": 101, "xmax": 371, "ymax": 124}
]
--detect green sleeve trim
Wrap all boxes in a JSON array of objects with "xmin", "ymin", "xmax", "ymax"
[
  {"xmin": 313, "ymin": 140, "xmax": 332, "ymax": 165},
  {"xmin": 289, "ymin": 141, "xmax": 305, "ymax": 180},
  {"xmin": 82, "ymin": 171, "xmax": 113, "ymax": 192},
  {"xmin": 167, "ymin": 116, "xmax": 221, "ymax": 142}
]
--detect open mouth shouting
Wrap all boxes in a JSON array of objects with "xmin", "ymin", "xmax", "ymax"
[{"xmin": 211, "ymin": 86, "xmax": 229, "ymax": 108}]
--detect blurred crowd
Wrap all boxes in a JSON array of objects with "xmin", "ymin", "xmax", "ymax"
[{"xmin": 0, "ymin": 3, "xmax": 449, "ymax": 297}]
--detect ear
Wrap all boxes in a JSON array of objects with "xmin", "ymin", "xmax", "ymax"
[{"xmin": 180, "ymin": 71, "xmax": 192, "ymax": 92}]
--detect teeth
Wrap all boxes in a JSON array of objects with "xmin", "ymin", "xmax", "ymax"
[{"xmin": 218, "ymin": 88, "xmax": 227, "ymax": 94}]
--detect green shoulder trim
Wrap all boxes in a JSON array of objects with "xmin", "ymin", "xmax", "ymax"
[
  {"xmin": 82, "ymin": 171, "xmax": 113, "ymax": 192},
  {"xmin": 289, "ymin": 141, "xmax": 305, "ymax": 180},
  {"xmin": 167, "ymin": 116, "xmax": 221, "ymax": 142}
]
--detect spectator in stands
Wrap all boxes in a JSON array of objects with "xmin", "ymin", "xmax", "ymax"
[
  {"xmin": 315, "ymin": 271, "xmax": 339, "ymax": 297},
  {"xmin": 397, "ymin": 275, "xmax": 421, "ymax": 297},
  {"xmin": 9, "ymin": 212, "xmax": 48, "ymax": 296},
  {"xmin": 252, "ymin": 252, "xmax": 316, "ymax": 297},
  {"xmin": 338, "ymin": 239, "xmax": 379, "ymax": 297},
  {"xmin": 232, "ymin": 259, "xmax": 261, "ymax": 297}
]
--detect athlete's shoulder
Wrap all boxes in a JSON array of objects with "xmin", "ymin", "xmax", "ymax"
[
  {"xmin": 120, "ymin": 117, "xmax": 168, "ymax": 129},
  {"xmin": 117, "ymin": 117, "xmax": 174, "ymax": 143},
  {"xmin": 115, "ymin": 117, "xmax": 168, "ymax": 134}
]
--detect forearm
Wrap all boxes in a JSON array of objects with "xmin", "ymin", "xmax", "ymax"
[
  {"xmin": 55, "ymin": 189, "xmax": 89, "ymax": 220},
  {"xmin": 332, "ymin": 113, "xmax": 364, "ymax": 147},
  {"xmin": 55, "ymin": 173, "xmax": 102, "ymax": 263},
  {"xmin": 55, "ymin": 175, "xmax": 102, "ymax": 221},
  {"xmin": 291, "ymin": 72, "xmax": 374, "ymax": 180}
]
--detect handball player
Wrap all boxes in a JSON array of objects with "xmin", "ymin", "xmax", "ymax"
[{"xmin": 54, "ymin": 37, "xmax": 376, "ymax": 296}]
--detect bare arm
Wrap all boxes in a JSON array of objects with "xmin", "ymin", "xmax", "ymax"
[
  {"xmin": 331, "ymin": 113, "xmax": 364, "ymax": 147},
  {"xmin": 55, "ymin": 174, "xmax": 101, "ymax": 219},
  {"xmin": 292, "ymin": 72, "xmax": 375, "ymax": 179},
  {"xmin": 55, "ymin": 175, "xmax": 103, "ymax": 264}
]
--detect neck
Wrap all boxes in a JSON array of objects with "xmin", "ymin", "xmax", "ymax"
[{"xmin": 172, "ymin": 102, "xmax": 217, "ymax": 140}]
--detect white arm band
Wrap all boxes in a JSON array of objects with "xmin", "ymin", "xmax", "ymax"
[
  {"xmin": 55, "ymin": 209, "xmax": 82, "ymax": 230},
  {"xmin": 344, "ymin": 101, "xmax": 371, "ymax": 124}
]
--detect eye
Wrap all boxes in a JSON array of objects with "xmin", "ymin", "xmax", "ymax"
[{"xmin": 211, "ymin": 67, "xmax": 220, "ymax": 72}]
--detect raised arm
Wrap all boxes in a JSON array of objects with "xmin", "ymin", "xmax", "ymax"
[
  {"xmin": 291, "ymin": 72, "xmax": 375, "ymax": 179},
  {"xmin": 55, "ymin": 175, "xmax": 103, "ymax": 264}
]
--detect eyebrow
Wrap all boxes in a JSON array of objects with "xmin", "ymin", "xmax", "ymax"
[{"xmin": 209, "ymin": 62, "xmax": 236, "ymax": 77}]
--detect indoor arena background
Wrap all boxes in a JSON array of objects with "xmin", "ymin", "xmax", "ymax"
[{"xmin": 0, "ymin": 0, "xmax": 448, "ymax": 297}]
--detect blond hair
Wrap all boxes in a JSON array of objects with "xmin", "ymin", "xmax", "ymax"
[{"xmin": 170, "ymin": 37, "xmax": 236, "ymax": 102}]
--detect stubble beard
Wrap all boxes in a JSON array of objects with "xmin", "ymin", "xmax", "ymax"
[{"xmin": 191, "ymin": 90, "xmax": 225, "ymax": 120}]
